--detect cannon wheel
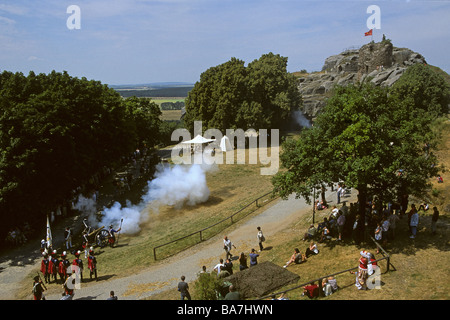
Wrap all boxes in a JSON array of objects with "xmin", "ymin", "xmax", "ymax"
[{"xmin": 96, "ymin": 229, "xmax": 110, "ymax": 248}]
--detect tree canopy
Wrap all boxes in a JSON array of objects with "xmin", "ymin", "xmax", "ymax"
[
  {"xmin": 0, "ymin": 70, "xmax": 162, "ymax": 238},
  {"xmin": 184, "ymin": 53, "xmax": 302, "ymax": 132},
  {"xmin": 272, "ymin": 76, "xmax": 446, "ymax": 227}
]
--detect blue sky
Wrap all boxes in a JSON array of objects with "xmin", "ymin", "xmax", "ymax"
[{"xmin": 1, "ymin": 0, "xmax": 449, "ymax": 85}]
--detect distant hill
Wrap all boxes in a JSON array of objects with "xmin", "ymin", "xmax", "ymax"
[{"xmin": 110, "ymin": 82, "xmax": 194, "ymax": 98}]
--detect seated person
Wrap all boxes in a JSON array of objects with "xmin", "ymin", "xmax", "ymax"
[
  {"xmin": 316, "ymin": 200, "xmax": 327, "ymax": 210},
  {"xmin": 305, "ymin": 241, "xmax": 319, "ymax": 258},
  {"xmin": 327, "ymin": 276, "xmax": 339, "ymax": 293},
  {"xmin": 317, "ymin": 218, "xmax": 330, "ymax": 234},
  {"xmin": 303, "ymin": 282, "xmax": 319, "ymax": 299},
  {"xmin": 319, "ymin": 225, "xmax": 331, "ymax": 243},
  {"xmin": 303, "ymin": 224, "xmax": 317, "ymax": 241},
  {"xmin": 283, "ymin": 248, "xmax": 306, "ymax": 268}
]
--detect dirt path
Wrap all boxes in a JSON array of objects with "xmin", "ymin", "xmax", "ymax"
[{"xmin": 0, "ymin": 187, "xmax": 349, "ymax": 300}]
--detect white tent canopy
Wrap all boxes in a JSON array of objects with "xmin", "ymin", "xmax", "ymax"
[
  {"xmin": 220, "ymin": 135, "xmax": 233, "ymax": 152},
  {"xmin": 181, "ymin": 135, "xmax": 216, "ymax": 144}
]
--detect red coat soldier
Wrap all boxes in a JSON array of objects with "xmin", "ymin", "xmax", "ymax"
[
  {"xmin": 87, "ymin": 247, "xmax": 98, "ymax": 281},
  {"xmin": 72, "ymin": 250, "xmax": 84, "ymax": 281},
  {"xmin": 40, "ymin": 252, "xmax": 50, "ymax": 283},
  {"xmin": 58, "ymin": 251, "xmax": 71, "ymax": 283},
  {"xmin": 48, "ymin": 250, "xmax": 59, "ymax": 283}
]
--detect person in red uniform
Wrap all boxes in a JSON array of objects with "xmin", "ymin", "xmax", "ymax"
[
  {"xmin": 72, "ymin": 250, "xmax": 84, "ymax": 282},
  {"xmin": 88, "ymin": 247, "xmax": 98, "ymax": 281},
  {"xmin": 48, "ymin": 250, "xmax": 59, "ymax": 284},
  {"xmin": 40, "ymin": 252, "xmax": 50, "ymax": 283},
  {"xmin": 58, "ymin": 251, "xmax": 71, "ymax": 283}
]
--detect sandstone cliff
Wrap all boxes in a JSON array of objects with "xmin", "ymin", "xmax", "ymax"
[{"xmin": 298, "ymin": 40, "xmax": 427, "ymax": 118}]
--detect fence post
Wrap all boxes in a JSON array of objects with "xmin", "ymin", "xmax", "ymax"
[
  {"xmin": 200, "ymin": 230, "xmax": 203, "ymax": 242},
  {"xmin": 153, "ymin": 247, "xmax": 157, "ymax": 261}
]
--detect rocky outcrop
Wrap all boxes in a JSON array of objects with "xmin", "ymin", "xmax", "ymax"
[{"xmin": 298, "ymin": 41, "xmax": 427, "ymax": 118}]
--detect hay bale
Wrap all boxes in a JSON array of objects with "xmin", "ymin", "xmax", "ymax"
[{"xmin": 225, "ymin": 261, "xmax": 300, "ymax": 299}]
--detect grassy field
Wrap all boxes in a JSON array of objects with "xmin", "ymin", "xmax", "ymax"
[
  {"xmin": 16, "ymin": 118, "xmax": 450, "ymax": 300},
  {"xmin": 160, "ymin": 109, "xmax": 182, "ymax": 121}
]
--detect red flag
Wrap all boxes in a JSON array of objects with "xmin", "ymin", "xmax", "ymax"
[{"xmin": 365, "ymin": 29, "xmax": 373, "ymax": 36}]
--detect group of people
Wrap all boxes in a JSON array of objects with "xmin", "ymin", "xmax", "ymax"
[
  {"xmin": 34, "ymin": 219, "xmax": 121, "ymax": 300},
  {"xmin": 283, "ymin": 241, "xmax": 319, "ymax": 269},
  {"xmin": 35, "ymin": 246, "xmax": 99, "ymax": 300}
]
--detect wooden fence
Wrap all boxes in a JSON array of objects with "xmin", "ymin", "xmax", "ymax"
[{"xmin": 152, "ymin": 191, "xmax": 277, "ymax": 260}]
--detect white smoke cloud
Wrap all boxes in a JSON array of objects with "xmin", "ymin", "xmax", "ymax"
[
  {"xmin": 74, "ymin": 160, "xmax": 216, "ymax": 235},
  {"xmin": 292, "ymin": 110, "xmax": 312, "ymax": 128}
]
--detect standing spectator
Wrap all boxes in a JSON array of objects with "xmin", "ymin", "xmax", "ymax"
[
  {"xmin": 177, "ymin": 276, "xmax": 191, "ymax": 300},
  {"xmin": 410, "ymin": 208, "xmax": 420, "ymax": 239},
  {"xmin": 249, "ymin": 249, "xmax": 259, "ymax": 267},
  {"xmin": 352, "ymin": 215, "xmax": 364, "ymax": 246},
  {"xmin": 431, "ymin": 206, "xmax": 440, "ymax": 235},
  {"xmin": 239, "ymin": 252, "xmax": 248, "ymax": 271},
  {"xmin": 374, "ymin": 222, "xmax": 382, "ymax": 253},
  {"xmin": 223, "ymin": 236, "xmax": 236, "ymax": 260},
  {"xmin": 256, "ymin": 227, "xmax": 265, "ymax": 252},
  {"xmin": 388, "ymin": 210, "xmax": 400, "ymax": 240},
  {"xmin": 337, "ymin": 184, "xmax": 342, "ymax": 204},
  {"xmin": 337, "ymin": 212, "xmax": 346, "ymax": 241},
  {"xmin": 213, "ymin": 259, "xmax": 225, "ymax": 274},
  {"xmin": 407, "ymin": 204, "xmax": 417, "ymax": 233},
  {"xmin": 223, "ymin": 258, "xmax": 234, "ymax": 276},
  {"xmin": 381, "ymin": 216, "xmax": 390, "ymax": 246}
]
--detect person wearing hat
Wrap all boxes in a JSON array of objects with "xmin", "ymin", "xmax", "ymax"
[
  {"xmin": 88, "ymin": 247, "xmax": 98, "ymax": 281},
  {"xmin": 40, "ymin": 239, "xmax": 47, "ymax": 254},
  {"xmin": 40, "ymin": 252, "xmax": 51, "ymax": 284},
  {"xmin": 350, "ymin": 250, "xmax": 370, "ymax": 290},
  {"xmin": 32, "ymin": 275, "xmax": 46, "ymax": 300},
  {"xmin": 72, "ymin": 250, "xmax": 84, "ymax": 282},
  {"xmin": 48, "ymin": 250, "xmax": 59, "ymax": 284},
  {"xmin": 108, "ymin": 224, "xmax": 121, "ymax": 248},
  {"xmin": 58, "ymin": 251, "xmax": 71, "ymax": 283}
]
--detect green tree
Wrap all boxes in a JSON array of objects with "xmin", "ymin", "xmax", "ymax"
[
  {"xmin": 0, "ymin": 70, "xmax": 151, "ymax": 238},
  {"xmin": 391, "ymin": 63, "xmax": 450, "ymax": 116},
  {"xmin": 272, "ymin": 83, "xmax": 441, "ymax": 231},
  {"xmin": 123, "ymin": 96, "xmax": 162, "ymax": 148},
  {"xmin": 184, "ymin": 53, "xmax": 301, "ymax": 133}
]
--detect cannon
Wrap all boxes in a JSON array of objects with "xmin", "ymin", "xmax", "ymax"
[{"xmin": 82, "ymin": 218, "xmax": 110, "ymax": 248}]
